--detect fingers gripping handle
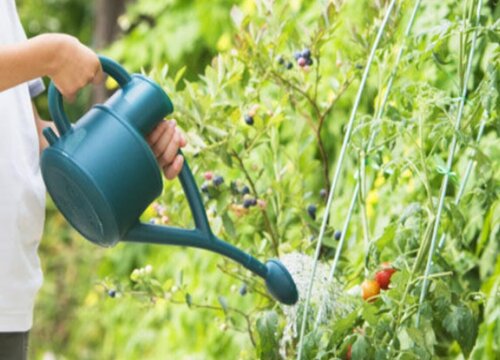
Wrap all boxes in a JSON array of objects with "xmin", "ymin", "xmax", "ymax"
[{"xmin": 47, "ymin": 56, "xmax": 132, "ymax": 138}]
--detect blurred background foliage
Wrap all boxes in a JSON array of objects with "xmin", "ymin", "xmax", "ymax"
[{"xmin": 15, "ymin": 0, "xmax": 499, "ymax": 359}]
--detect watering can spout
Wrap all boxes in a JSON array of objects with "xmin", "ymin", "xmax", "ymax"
[
  {"xmin": 123, "ymin": 223, "xmax": 298, "ymax": 305},
  {"xmin": 264, "ymin": 260, "xmax": 299, "ymax": 305}
]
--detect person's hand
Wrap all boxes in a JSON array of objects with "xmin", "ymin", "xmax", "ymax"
[
  {"xmin": 147, "ymin": 120, "xmax": 186, "ymax": 180},
  {"xmin": 39, "ymin": 34, "xmax": 105, "ymax": 101}
]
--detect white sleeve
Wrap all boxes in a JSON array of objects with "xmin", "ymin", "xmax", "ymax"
[
  {"xmin": 28, "ymin": 79, "xmax": 45, "ymax": 98},
  {"xmin": 10, "ymin": 0, "xmax": 46, "ymax": 98}
]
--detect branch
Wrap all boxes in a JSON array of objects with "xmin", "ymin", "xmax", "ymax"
[{"xmin": 171, "ymin": 299, "xmax": 257, "ymax": 347}]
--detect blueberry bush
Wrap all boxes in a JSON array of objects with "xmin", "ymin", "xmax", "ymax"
[{"xmin": 31, "ymin": 0, "xmax": 498, "ymax": 359}]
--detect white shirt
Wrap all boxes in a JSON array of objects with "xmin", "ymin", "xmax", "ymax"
[{"xmin": 0, "ymin": 0, "xmax": 46, "ymax": 332}]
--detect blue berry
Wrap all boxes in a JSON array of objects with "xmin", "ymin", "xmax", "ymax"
[
  {"xmin": 307, "ymin": 204, "xmax": 317, "ymax": 220},
  {"xmin": 286, "ymin": 62, "xmax": 293, "ymax": 70},
  {"xmin": 293, "ymin": 51, "xmax": 302, "ymax": 60},
  {"xmin": 301, "ymin": 49, "xmax": 311, "ymax": 58},
  {"xmin": 241, "ymin": 185, "xmax": 250, "ymax": 195},
  {"xmin": 239, "ymin": 284, "xmax": 247, "ymax": 296},
  {"xmin": 244, "ymin": 114, "xmax": 254, "ymax": 125},
  {"xmin": 306, "ymin": 57, "xmax": 313, "ymax": 66},
  {"xmin": 277, "ymin": 55, "xmax": 285, "ymax": 65},
  {"xmin": 250, "ymin": 198, "xmax": 257, "ymax": 206},
  {"xmin": 201, "ymin": 183, "xmax": 210, "ymax": 193},
  {"xmin": 243, "ymin": 199, "xmax": 253, "ymax": 209},
  {"xmin": 108, "ymin": 289, "xmax": 116, "ymax": 298},
  {"xmin": 334, "ymin": 230, "xmax": 342, "ymax": 240},
  {"xmin": 213, "ymin": 176, "xmax": 224, "ymax": 186}
]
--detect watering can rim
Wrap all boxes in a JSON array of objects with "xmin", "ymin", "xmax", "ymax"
[{"xmin": 127, "ymin": 73, "xmax": 174, "ymax": 116}]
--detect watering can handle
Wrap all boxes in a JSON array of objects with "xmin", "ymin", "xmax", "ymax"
[
  {"xmin": 48, "ymin": 56, "xmax": 132, "ymax": 137},
  {"xmin": 174, "ymin": 151, "xmax": 213, "ymax": 236}
]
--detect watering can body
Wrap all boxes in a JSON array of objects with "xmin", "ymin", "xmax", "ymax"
[
  {"xmin": 41, "ymin": 56, "xmax": 298, "ymax": 305},
  {"xmin": 42, "ymin": 59, "xmax": 170, "ymax": 247}
]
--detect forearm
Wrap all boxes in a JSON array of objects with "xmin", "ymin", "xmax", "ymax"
[
  {"xmin": 0, "ymin": 33, "xmax": 102, "ymax": 100},
  {"xmin": 0, "ymin": 35, "xmax": 57, "ymax": 92}
]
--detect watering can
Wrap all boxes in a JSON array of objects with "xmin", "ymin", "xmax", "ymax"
[{"xmin": 41, "ymin": 56, "xmax": 298, "ymax": 305}]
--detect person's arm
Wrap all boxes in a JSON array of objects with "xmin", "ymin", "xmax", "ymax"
[{"xmin": 0, "ymin": 34, "xmax": 104, "ymax": 101}]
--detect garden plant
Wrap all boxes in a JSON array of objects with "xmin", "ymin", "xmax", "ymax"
[{"xmin": 27, "ymin": 0, "xmax": 499, "ymax": 359}]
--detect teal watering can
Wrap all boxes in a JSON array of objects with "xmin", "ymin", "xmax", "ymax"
[{"xmin": 41, "ymin": 56, "xmax": 298, "ymax": 305}]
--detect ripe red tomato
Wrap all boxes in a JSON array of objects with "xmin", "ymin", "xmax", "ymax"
[
  {"xmin": 361, "ymin": 279, "xmax": 380, "ymax": 301},
  {"xmin": 375, "ymin": 263, "xmax": 396, "ymax": 290}
]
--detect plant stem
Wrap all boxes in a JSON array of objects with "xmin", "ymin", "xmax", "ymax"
[
  {"xmin": 418, "ymin": 112, "xmax": 435, "ymax": 208},
  {"xmin": 358, "ymin": 150, "xmax": 371, "ymax": 251},
  {"xmin": 269, "ymin": 70, "xmax": 322, "ymax": 120},
  {"xmin": 438, "ymin": 108, "xmax": 489, "ymax": 249},
  {"xmin": 171, "ymin": 299, "xmax": 257, "ymax": 347},
  {"xmin": 412, "ymin": 271, "xmax": 453, "ymax": 283}
]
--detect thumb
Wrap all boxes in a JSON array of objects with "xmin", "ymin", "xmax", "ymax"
[{"xmin": 92, "ymin": 66, "xmax": 105, "ymax": 85}]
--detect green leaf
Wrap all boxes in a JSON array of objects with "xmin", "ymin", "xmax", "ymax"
[
  {"xmin": 470, "ymin": 260, "xmax": 500, "ymax": 358},
  {"xmin": 375, "ymin": 223, "xmax": 397, "ymax": 251},
  {"xmin": 476, "ymin": 200, "xmax": 497, "ymax": 256},
  {"xmin": 302, "ymin": 329, "xmax": 324, "ymax": 360},
  {"xmin": 361, "ymin": 303, "xmax": 379, "ymax": 327},
  {"xmin": 443, "ymin": 303, "xmax": 478, "ymax": 356},
  {"xmin": 221, "ymin": 212, "xmax": 237, "ymax": 239},
  {"xmin": 185, "ymin": 293, "xmax": 192, "ymax": 308},
  {"xmin": 352, "ymin": 335, "xmax": 372, "ymax": 360},
  {"xmin": 218, "ymin": 295, "xmax": 228, "ymax": 314},
  {"xmin": 398, "ymin": 203, "xmax": 422, "ymax": 225},
  {"xmin": 256, "ymin": 311, "xmax": 280, "ymax": 360},
  {"xmin": 216, "ymin": 190, "xmax": 230, "ymax": 214},
  {"xmin": 330, "ymin": 310, "xmax": 359, "ymax": 344},
  {"xmin": 406, "ymin": 327, "xmax": 427, "ymax": 352},
  {"xmin": 230, "ymin": 6, "xmax": 244, "ymax": 28},
  {"xmin": 174, "ymin": 66, "xmax": 187, "ymax": 87},
  {"xmin": 398, "ymin": 327, "xmax": 414, "ymax": 351}
]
